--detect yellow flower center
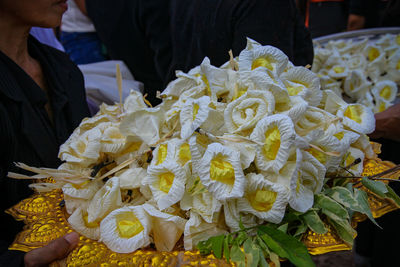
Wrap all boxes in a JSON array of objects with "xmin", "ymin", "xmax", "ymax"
[
  {"xmin": 306, "ymin": 147, "xmax": 327, "ymax": 164},
  {"xmin": 380, "ymin": 86, "xmax": 392, "ymax": 100},
  {"xmin": 72, "ymin": 180, "xmax": 91, "ymax": 189},
  {"xmin": 368, "ymin": 47, "xmax": 380, "ymax": 62},
  {"xmin": 252, "ymin": 57, "xmax": 273, "ymax": 71},
  {"xmin": 287, "ymin": 86, "xmax": 303, "ymax": 96},
  {"xmin": 201, "ymin": 75, "xmax": 211, "ymax": 96},
  {"xmin": 210, "ymin": 154, "xmax": 235, "ymax": 185},
  {"xmin": 178, "ymin": 143, "xmax": 191, "ymax": 165},
  {"xmin": 83, "ymin": 214, "xmax": 100, "ymax": 228},
  {"xmin": 397, "ymin": 60, "xmax": 400, "ymax": 70},
  {"xmin": 396, "ymin": 35, "xmax": 400, "ymax": 45},
  {"xmin": 159, "ymin": 172, "xmax": 175, "ymax": 193},
  {"xmin": 334, "ymin": 132, "xmax": 344, "ymax": 140},
  {"xmin": 248, "ymin": 189, "xmax": 277, "ymax": 212},
  {"xmin": 333, "ymin": 66, "xmax": 345, "ymax": 73},
  {"xmin": 345, "ymin": 154, "xmax": 356, "ymax": 170},
  {"xmin": 344, "ymin": 105, "xmax": 363, "ymax": 124},
  {"xmin": 193, "ymin": 103, "xmax": 200, "ymax": 121},
  {"xmin": 156, "ymin": 144, "xmax": 168, "ymax": 165},
  {"xmin": 116, "ymin": 212, "xmax": 144, "ymax": 238},
  {"xmin": 262, "ymin": 126, "xmax": 281, "ymax": 160}
]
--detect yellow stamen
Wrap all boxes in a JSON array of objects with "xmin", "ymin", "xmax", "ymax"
[
  {"xmin": 368, "ymin": 47, "xmax": 380, "ymax": 62},
  {"xmin": 333, "ymin": 66, "xmax": 345, "ymax": 73},
  {"xmin": 156, "ymin": 144, "xmax": 168, "ymax": 165},
  {"xmin": 178, "ymin": 143, "xmax": 191, "ymax": 165},
  {"xmin": 193, "ymin": 103, "xmax": 200, "ymax": 121},
  {"xmin": 380, "ymin": 86, "xmax": 392, "ymax": 100},
  {"xmin": 344, "ymin": 105, "xmax": 363, "ymax": 124}
]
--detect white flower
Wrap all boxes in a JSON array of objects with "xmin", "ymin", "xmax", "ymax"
[
  {"xmin": 319, "ymin": 90, "xmax": 348, "ymax": 115},
  {"xmin": 289, "ymin": 151, "xmax": 326, "ymax": 212},
  {"xmin": 198, "ymin": 143, "xmax": 246, "ymax": 200},
  {"xmin": 224, "ymin": 90, "xmax": 275, "ymax": 134},
  {"xmin": 238, "ymin": 39, "xmax": 288, "ymax": 76},
  {"xmin": 219, "ymin": 135, "xmax": 256, "ymax": 169},
  {"xmin": 347, "ymin": 54, "xmax": 367, "ymax": 70},
  {"xmin": 250, "ymin": 114, "xmax": 296, "ymax": 173},
  {"xmin": 180, "ymin": 96, "xmax": 210, "ymax": 139},
  {"xmin": 223, "ymin": 199, "xmax": 260, "ymax": 232},
  {"xmin": 387, "ymin": 50, "xmax": 400, "ymax": 82},
  {"xmin": 120, "ymin": 106, "xmax": 165, "ymax": 145},
  {"xmin": 123, "ymin": 90, "xmax": 147, "ymax": 114},
  {"xmin": 237, "ymin": 173, "xmax": 289, "ymax": 223},
  {"xmin": 184, "ymin": 211, "xmax": 227, "ymax": 250},
  {"xmin": 118, "ymin": 167, "xmax": 147, "ymax": 189},
  {"xmin": 328, "ymin": 64, "xmax": 349, "ymax": 79},
  {"xmin": 180, "ymin": 175, "xmax": 222, "ymax": 223},
  {"xmin": 281, "ymin": 67, "xmax": 322, "ymax": 106},
  {"xmin": 189, "ymin": 133, "xmax": 213, "ymax": 175},
  {"xmin": 144, "ymin": 161, "xmax": 187, "ymax": 210},
  {"xmin": 142, "ymin": 203, "xmax": 187, "ymax": 252},
  {"xmin": 337, "ymin": 103, "xmax": 375, "ymax": 134},
  {"xmin": 87, "ymin": 177, "xmax": 122, "ymax": 223},
  {"xmin": 344, "ymin": 147, "xmax": 365, "ymax": 177},
  {"xmin": 295, "ymin": 106, "xmax": 336, "ymax": 137},
  {"xmin": 68, "ymin": 207, "xmax": 100, "ymax": 240},
  {"xmin": 100, "ymin": 205, "xmax": 151, "ymax": 253},
  {"xmin": 343, "ymin": 70, "xmax": 371, "ymax": 100},
  {"xmin": 371, "ymin": 80, "xmax": 398, "ymax": 103}
]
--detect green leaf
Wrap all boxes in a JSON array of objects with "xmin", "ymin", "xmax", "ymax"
[
  {"xmin": 210, "ymin": 235, "xmax": 224, "ymax": 259},
  {"xmin": 293, "ymin": 223, "xmax": 308, "ymax": 238},
  {"xmin": 315, "ymin": 194, "xmax": 349, "ymax": 221},
  {"xmin": 302, "ymin": 210, "xmax": 328, "ymax": 234},
  {"xmin": 239, "ymin": 217, "xmax": 245, "ymax": 230},
  {"xmin": 236, "ymin": 231, "xmax": 248, "ymax": 246},
  {"xmin": 256, "ymin": 236, "xmax": 269, "ymax": 253},
  {"xmin": 231, "ymin": 243, "xmax": 245, "ymax": 267},
  {"xmin": 197, "ymin": 239, "xmax": 212, "ymax": 255},
  {"xmin": 277, "ymin": 223, "xmax": 288, "ymax": 233},
  {"xmin": 258, "ymin": 225, "xmax": 315, "ymax": 267},
  {"xmin": 243, "ymin": 238, "xmax": 260, "ymax": 267},
  {"xmin": 327, "ymin": 218, "xmax": 356, "ymax": 246},
  {"xmin": 353, "ymin": 189, "xmax": 380, "ymax": 227},
  {"xmin": 361, "ymin": 178, "xmax": 388, "ymax": 197},
  {"xmin": 223, "ymin": 235, "xmax": 230, "ymax": 262},
  {"xmin": 258, "ymin": 250, "xmax": 270, "ymax": 267},
  {"xmin": 385, "ymin": 185, "xmax": 400, "ymax": 207}
]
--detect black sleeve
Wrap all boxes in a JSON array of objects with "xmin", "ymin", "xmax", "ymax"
[
  {"xmin": 349, "ymin": 0, "xmax": 367, "ymax": 16},
  {"xmin": 0, "ymin": 102, "xmax": 25, "ymax": 267},
  {"xmin": 230, "ymin": 0, "xmax": 313, "ymax": 66}
]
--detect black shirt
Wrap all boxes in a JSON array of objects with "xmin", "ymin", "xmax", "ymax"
[
  {"xmin": 0, "ymin": 36, "xmax": 90, "ymax": 265},
  {"xmin": 87, "ymin": 0, "xmax": 313, "ymax": 105}
]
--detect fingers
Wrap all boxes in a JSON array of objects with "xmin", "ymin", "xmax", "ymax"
[
  {"xmin": 347, "ymin": 14, "xmax": 365, "ymax": 31},
  {"xmin": 24, "ymin": 232, "xmax": 79, "ymax": 267}
]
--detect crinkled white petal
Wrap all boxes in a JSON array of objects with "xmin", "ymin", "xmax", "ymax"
[
  {"xmin": 180, "ymin": 96, "xmax": 211, "ymax": 139},
  {"xmin": 238, "ymin": 43, "xmax": 288, "ymax": 76},
  {"xmin": 277, "ymin": 96, "xmax": 309, "ymax": 123},
  {"xmin": 198, "ymin": 143, "xmax": 245, "ymax": 200},
  {"xmin": 142, "ymin": 203, "xmax": 187, "ymax": 251},
  {"xmin": 347, "ymin": 54, "xmax": 367, "ymax": 70},
  {"xmin": 281, "ymin": 67, "xmax": 322, "ymax": 106},
  {"xmin": 68, "ymin": 207, "xmax": 100, "ymax": 240},
  {"xmin": 189, "ymin": 133, "xmax": 213, "ymax": 175},
  {"xmin": 295, "ymin": 106, "xmax": 336, "ymax": 137},
  {"xmin": 351, "ymin": 134, "xmax": 376, "ymax": 160},
  {"xmin": 343, "ymin": 70, "xmax": 371, "ymax": 100},
  {"xmin": 319, "ymin": 90, "xmax": 348, "ymax": 115},
  {"xmin": 250, "ymin": 114, "xmax": 296, "ymax": 173},
  {"xmin": 223, "ymin": 199, "xmax": 260, "ymax": 232},
  {"xmin": 184, "ymin": 211, "xmax": 227, "ymax": 250},
  {"xmin": 374, "ymin": 98, "xmax": 393, "ymax": 113},
  {"xmin": 219, "ymin": 135, "xmax": 256, "ymax": 169},
  {"xmin": 237, "ymin": 173, "xmax": 289, "ymax": 223},
  {"xmin": 144, "ymin": 161, "xmax": 187, "ymax": 210},
  {"xmin": 87, "ymin": 177, "xmax": 122, "ymax": 223},
  {"xmin": 118, "ymin": 167, "xmax": 147, "ymax": 189},
  {"xmin": 328, "ymin": 64, "xmax": 349, "ymax": 79},
  {"xmin": 100, "ymin": 205, "xmax": 151, "ymax": 253},
  {"xmin": 180, "ymin": 175, "xmax": 222, "ymax": 223},
  {"xmin": 64, "ymin": 195, "xmax": 89, "ymax": 215},
  {"xmin": 120, "ymin": 106, "xmax": 165, "ymax": 145},
  {"xmin": 123, "ymin": 90, "xmax": 147, "ymax": 114},
  {"xmin": 62, "ymin": 180, "xmax": 103, "ymax": 199},
  {"xmin": 224, "ymin": 90, "xmax": 275, "ymax": 134},
  {"xmin": 344, "ymin": 147, "xmax": 365, "ymax": 177}
]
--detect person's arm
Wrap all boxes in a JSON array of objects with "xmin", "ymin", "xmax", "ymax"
[
  {"xmin": 74, "ymin": 0, "xmax": 87, "ymax": 16},
  {"xmin": 369, "ymin": 103, "xmax": 400, "ymax": 142}
]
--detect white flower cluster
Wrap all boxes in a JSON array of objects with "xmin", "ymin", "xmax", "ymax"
[
  {"xmin": 58, "ymin": 38, "xmax": 376, "ymax": 254},
  {"xmin": 313, "ymin": 34, "xmax": 400, "ymax": 113}
]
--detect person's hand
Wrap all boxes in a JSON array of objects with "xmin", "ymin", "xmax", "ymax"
[
  {"xmin": 347, "ymin": 14, "xmax": 366, "ymax": 31},
  {"xmin": 369, "ymin": 103, "xmax": 400, "ymax": 142},
  {"xmin": 24, "ymin": 232, "xmax": 79, "ymax": 267}
]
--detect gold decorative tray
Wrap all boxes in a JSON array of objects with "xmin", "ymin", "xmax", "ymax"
[{"xmin": 7, "ymin": 158, "xmax": 399, "ymax": 266}]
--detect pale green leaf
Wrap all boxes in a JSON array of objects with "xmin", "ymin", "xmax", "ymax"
[
  {"xmin": 353, "ymin": 189, "xmax": 380, "ymax": 227},
  {"xmin": 361, "ymin": 178, "xmax": 388, "ymax": 197},
  {"xmin": 327, "ymin": 218, "xmax": 356, "ymax": 246},
  {"xmin": 315, "ymin": 194, "xmax": 349, "ymax": 220},
  {"xmin": 210, "ymin": 235, "xmax": 224, "ymax": 259},
  {"xmin": 259, "ymin": 250, "xmax": 270, "ymax": 267},
  {"xmin": 385, "ymin": 185, "xmax": 400, "ymax": 207},
  {"xmin": 231, "ymin": 244, "xmax": 245, "ymax": 267},
  {"xmin": 243, "ymin": 238, "xmax": 260, "ymax": 267},
  {"xmin": 277, "ymin": 223, "xmax": 288, "ymax": 234},
  {"xmin": 302, "ymin": 210, "xmax": 328, "ymax": 234}
]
